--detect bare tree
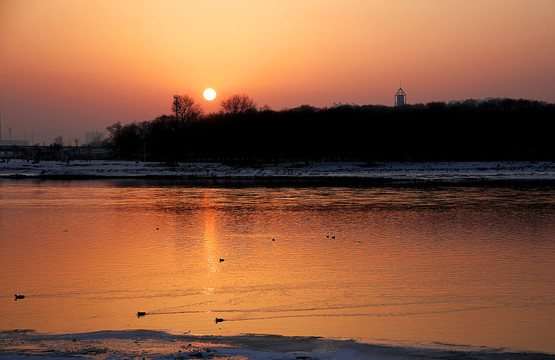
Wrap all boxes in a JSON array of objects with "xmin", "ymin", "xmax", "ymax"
[
  {"xmin": 172, "ymin": 95, "xmax": 203, "ymax": 124},
  {"xmin": 53, "ymin": 136, "xmax": 64, "ymax": 146},
  {"xmin": 220, "ymin": 94, "xmax": 257, "ymax": 115}
]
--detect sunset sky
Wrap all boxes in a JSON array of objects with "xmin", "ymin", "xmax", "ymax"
[{"xmin": 1, "ymin": 0, "xmax": 554, "ymax": 144}]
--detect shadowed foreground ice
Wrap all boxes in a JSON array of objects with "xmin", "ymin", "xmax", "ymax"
[
  {"xmin": 1, "ymin": 160, "xmax": 554, "ymax": 183},
  {"xmin": 1, "ymin": 330, "xmax": 553, "ymax": 360}
]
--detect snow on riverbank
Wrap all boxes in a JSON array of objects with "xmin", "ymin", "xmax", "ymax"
[
  {"xmin": 0, "ymin": 160, "xmax": 554, "ymax": 183},
  {"xmin": 1, "ymin": 330, "xmax": 553, "ymax": 360}
]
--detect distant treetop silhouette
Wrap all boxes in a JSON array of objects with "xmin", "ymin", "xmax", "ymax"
[{"xmin": 220, "ymin": 94, "xmax": 257, "ymax": 115}]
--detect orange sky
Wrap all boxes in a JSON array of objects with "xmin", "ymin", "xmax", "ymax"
[{"xmin": 1, "ymin": 0, "xmax": 554, "ymax": 144}]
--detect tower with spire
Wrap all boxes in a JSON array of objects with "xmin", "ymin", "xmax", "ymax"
[{"xmin": 395, "ymin": 85, "xmax": 406, "ymax": 107}]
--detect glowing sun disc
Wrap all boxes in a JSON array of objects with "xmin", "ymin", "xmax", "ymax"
[{"xmin": 203, "ymin": 88, "xmax": 217, "ymax": 101}]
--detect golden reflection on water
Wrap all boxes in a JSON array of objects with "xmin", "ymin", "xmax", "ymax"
[
  {"xmin": 203, "ymin": 191, "xmax": 218, "ymax": 275},
  {"xmin": 0, "ymin": 180, "xmax": 554, "ymax": 353}
]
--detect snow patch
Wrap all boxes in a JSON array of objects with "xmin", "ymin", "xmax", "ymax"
[{"xmin": 1, "ymin": 160, "xmax": 554, "ymax": 183}]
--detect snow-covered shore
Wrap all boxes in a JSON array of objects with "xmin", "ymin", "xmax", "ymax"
[
  {"xmin": 1, "ymin": 160, "xmax": 554, "ymax": 184},
  {"xmin": 1, "ymin": 330, "xmax": 553, "ymax": 360}
]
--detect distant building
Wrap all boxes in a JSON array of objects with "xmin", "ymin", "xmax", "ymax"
[
  {"xmin": 85, "ymin": 131, "xmax": 105, "ymax": 145},
  {"xmin": 395, "ymin": 87, "xmax": 407, "ymax": 107},
  {"xmin": 0, "ymin": 140, "xmax": 29, "ymax": 146},
  {"xmin": 0, "ymin": 103, "xmax": 29, "ymax": 145},
  {"xmin": 0, "ymin": 101, "xmax": 2, "ymax": 141}
]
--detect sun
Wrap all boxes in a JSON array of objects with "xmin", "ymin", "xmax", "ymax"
[{"xmin": 203, "ymin": 88, "xmax": 217, "ymax": 101}]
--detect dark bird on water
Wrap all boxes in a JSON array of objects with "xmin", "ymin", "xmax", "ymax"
[
  {"xmin": 219, "ymin": 258, "xmax": 225, "ymax": 262},
  {"xmin": 215, "ymin": 317, "xmax": 224, "ymax": 323},
  {"xmin": 14, "ymin": 294, "xmax": 25, "ymax": 300},
  {"xmin": 137, "ymin": 311, "xmax": 146, "ymax": 317}
]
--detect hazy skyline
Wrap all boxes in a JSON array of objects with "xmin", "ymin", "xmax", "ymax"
[{"xmin": 1, "ymin": 0, "xmax": 554, "ymax": 144}]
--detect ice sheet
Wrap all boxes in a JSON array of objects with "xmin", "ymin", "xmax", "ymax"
[
  {"xmin": 1, "ymin": 330, "xmax": 553, "ymax": 360},
  {"xmin": 1, "ymin": 160, "xmax": 553, "ymax": 183}
]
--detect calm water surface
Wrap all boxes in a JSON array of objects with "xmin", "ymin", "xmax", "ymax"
[{"xmin": 0, "ymin": 180, "xmax": 554, "ymax": 353}]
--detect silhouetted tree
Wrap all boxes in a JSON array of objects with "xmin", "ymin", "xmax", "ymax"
[
  {"xmin": 53, "ymin": 136, "xmax": 64, "ymax": 146},
  {"xmin": 144, "ymin": 114, "xmax": 185, "ymax": 162},
  {"xmin": 220, "ymin": 94, "xmax": 257, "ymax": 115},
  {"xmin": 172, "ymin": 95, "xmax": 203, "ymax": 124},
  {"xmin": 106, "ymin": 121, "xmax": 144, "ymax": 160},
  {"xmin": 104, "ymin": 97, "xmax": 554, "ymax": 162}
]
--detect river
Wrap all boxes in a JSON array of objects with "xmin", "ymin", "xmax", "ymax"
[{"xmin": 0, "ymin": 179, "xmax": 553, "ymax": 353}]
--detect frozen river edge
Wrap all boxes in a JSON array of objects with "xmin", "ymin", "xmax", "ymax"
[
  {"xmin": 1, "ymin": 329, "xmax": 554, "ymax": 360},
  {"xmin": 1, "ymin": 160, "xmax": 554, "ymax": 184}
]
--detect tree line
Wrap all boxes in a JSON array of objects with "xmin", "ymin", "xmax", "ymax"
[{"xmin": 104, "ymin": 95, "xmax": 554, "ymax": 163}]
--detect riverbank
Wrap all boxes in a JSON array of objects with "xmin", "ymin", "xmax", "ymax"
[
  {"xmin": 1, "ymin": 160, "xmax": 554, "ymax": 184},
  {"xmin": 1, "ymin": 330, "xmax": 553, "ymax": 360}
]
